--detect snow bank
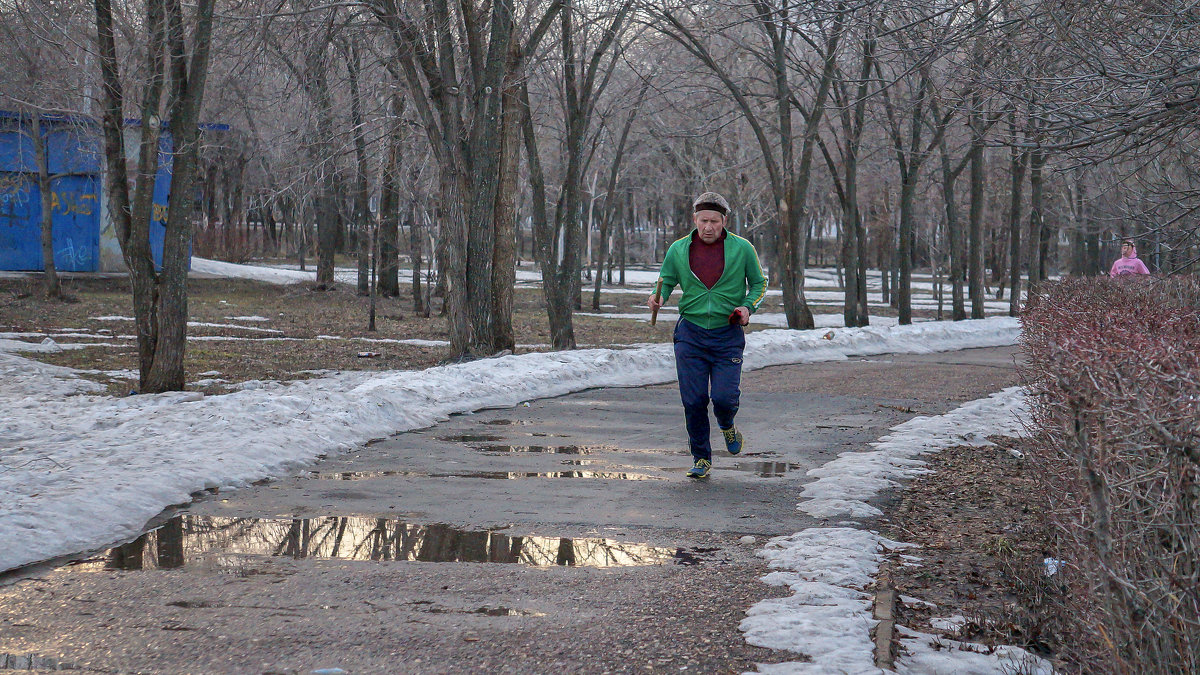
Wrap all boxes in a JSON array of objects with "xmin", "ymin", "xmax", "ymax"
[
  {"xmin": 799, "ymin": 388, "xmax": 1028, "ymax": 518},
  {"xmin": 189, "ymin": 257, "xmax": 316, "ymax": 284},
  {"xmin": 741, "ymin": 387, "xmax": 1048, "ymax": 674},
  {"xmin": 0, "ymin": 316, "xmax": 1018, "ymax": 572}
]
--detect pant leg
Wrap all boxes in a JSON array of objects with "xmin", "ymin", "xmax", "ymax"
[
  {"xmin": 674, "ymin": 320, "xmax": 714, "ymax": 461},
  {"xmin": 710, "ymin": 326, "xmax": 745, "ymax": 430}
]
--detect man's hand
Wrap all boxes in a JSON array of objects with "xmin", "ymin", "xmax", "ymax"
[
  {"xmin": 732, "ymin": 306, "xmax": 750, "ymax": 326},
  {"xmin": 647, "ymin": 294, "xmax": 663, "ymax": 311}
]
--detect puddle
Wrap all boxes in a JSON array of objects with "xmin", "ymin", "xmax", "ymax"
[
  {"xmin": 673, "ymin": 546, "xmax": 724, "ymax": 566},
  {"xmin": 472, "ymin": 444, "xmax": 616, "ymax": 455},
  {"xmin": 729, "ymin": 462, "xmax": 804, "ymax": 478},
  {"xmin": 415, "ymin": 603, "xmax": 545, "ymax": 617},
  {"xmin": 0, "ymin": 654, "xmax": 77, "ymax": 670},
  {"xmin": 71, "ymin": 516, "xmax": 680, "ymax": 570},
  {"xmin": 437, "ymin": 434, "xmax": 504, "ymax": 443},
  {"xmin": 307, "ymin": 469, "xmax": 661, "ymax": 481}
]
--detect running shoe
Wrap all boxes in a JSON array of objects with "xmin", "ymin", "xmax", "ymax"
[
  {"xmin": 721, "ymin": 426, "xmax": 744, "ymax": 455},
  {"xmin": 686, "ymin": 459, "xmax": 712, "ymax": 479}
]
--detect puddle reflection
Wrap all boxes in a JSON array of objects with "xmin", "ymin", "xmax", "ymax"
[
  {"xmin": 307, "ymin": 469, "xmax": 661, "ymax": 481},
  {"xmin": 730, "ymin": 462, "xmax": 803, "ymax": 478},
  {"xmin": 75, "ymin": 516, "xmax": 679, "ymax": 570},
  {"xmin": 437, "ymin": 434, "xmax": 504, "ymax": 443},
  {"xmin": 472, "ymin": 444, "xmax": 616, "ymax": 454}
]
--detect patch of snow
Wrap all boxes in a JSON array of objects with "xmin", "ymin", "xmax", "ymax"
[
  {"xmin": 901, "ymin": 595, "xmax": 937, "ymax": 609},
  {"xmin": 89, "ymin": 316, "xmax": 134, "ymax": 322},
  {"xmin": 188, "ymin": 322, "xmax": 283, "ymax": 334},
  {"xmin": 224, "ymin": 316, "xmax": 271, "ymax": 322},
  {"xmin": 76, "ymin": 369, "xmax": 139, "ymax": 380},
  {"xmin": 191, "ymin": 378, "xmax": 230, "ymax": 387},
  {"xmin": 798, "ymin": 387, "xmax": 1028, "ymax": 519},
  {"xmin": 742, "ymin": 528, "xmax": 911, "ymax": 674},
  {"xmin": 0, "ymin": 338, "xmax": 127, "ymax": 353},
  {"xmin": 930, "ymin": 615, "xmax": 968, "ymax": 633},
  {"xmin": 189, "ymin": 257, "xmax": 316, "ymax": 285},
  {"xmin": 187, "ymin": 336, "xmax": 304, "ymax": 342},
  {"xmin": 742, "ymin": 385, "xmax": 1034, "ymax": 674},
  {"xmin": 895, "ymin": 625, "xmax": 1054, "ymax": 675},
  {"xmin": 394, "ymin": 338, "xmax": 449, "ymax": 347}
]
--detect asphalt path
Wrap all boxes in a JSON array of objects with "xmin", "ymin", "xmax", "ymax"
[{"xmin": 0, "ymin": 346, "xmax": 1020, "ymax": 674}]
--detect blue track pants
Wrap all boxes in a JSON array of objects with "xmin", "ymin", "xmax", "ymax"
[{"xmin": 673, "ymin": 318, "xmax": 745, "ymax": 462}]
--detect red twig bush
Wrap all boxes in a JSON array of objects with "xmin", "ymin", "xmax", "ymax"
[{"xmin": 1021, "ymin": 276, "xmax": 1200, "ymax": 674}]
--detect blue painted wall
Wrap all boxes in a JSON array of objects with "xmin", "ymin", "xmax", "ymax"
[{"xmin": 0, "ymin": 112, "xmax": 171, "ymax": 272}]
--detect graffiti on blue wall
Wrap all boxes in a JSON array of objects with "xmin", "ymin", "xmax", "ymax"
[{"xmin": 0, "ymin": 111, "xmax": 173, "ymax": 272}]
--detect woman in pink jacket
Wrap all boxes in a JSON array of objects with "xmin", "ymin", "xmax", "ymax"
[{"xmin": 1110, "ymin": 239, "xmax": 1151, "ymax": 277}]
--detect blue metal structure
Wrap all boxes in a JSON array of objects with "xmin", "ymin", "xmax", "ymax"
[{"xmin": 0, "ymin": 111, "xmax": 171, "ymax": 272}]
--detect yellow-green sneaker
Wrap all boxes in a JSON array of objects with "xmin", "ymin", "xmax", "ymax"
[
  {"xmin": 686, "ymin": 459, "xmax": 712, "ymax": 479},
  {"xmin": 721, "ymin": 427, "xmax": 744, "ymax": 455}
]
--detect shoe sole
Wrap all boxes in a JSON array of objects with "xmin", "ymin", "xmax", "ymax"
[{"xmin": 686, "ymin": 472, "xmax": 709, "ymax": 479}]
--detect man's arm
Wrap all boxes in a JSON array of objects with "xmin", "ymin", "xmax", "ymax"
[
  {"xmin": 648, "ymin": 244, "xmax": 681, "ymax": 310},
  {"xmin": 742, "ymin": 244, "xmax": 767, "ymax": 314}
]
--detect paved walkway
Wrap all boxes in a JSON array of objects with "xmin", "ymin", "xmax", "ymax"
[{"xmin": 0, "ymin": 346, "xmax": 1020, "ymax": 674}]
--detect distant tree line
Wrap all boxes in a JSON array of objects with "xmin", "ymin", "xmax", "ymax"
[{"xmin": 1, "ymin": 0, "xmax": 1197, "ymax": 389}]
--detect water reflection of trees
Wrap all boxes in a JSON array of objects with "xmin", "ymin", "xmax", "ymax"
[
  {"xmin": 309, "ymin": 470, "xmax": 662, "ymax": 481},
  {"xmin": 93, "ymin": 516, "xmax": 674, "ymax": 570}
]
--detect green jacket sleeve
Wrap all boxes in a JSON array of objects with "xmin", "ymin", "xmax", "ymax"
[
  {"xmin": 658, "ymin": 241, "xmax": 682, "ymax": 303},
  {"xmin": 742, "ymin": 243, "xmax": 767, "ymax": 314}
]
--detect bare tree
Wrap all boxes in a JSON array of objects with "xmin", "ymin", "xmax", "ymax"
[{"xmin": 93, "ymin": 0, "xmax": 215, "ymax": 392}]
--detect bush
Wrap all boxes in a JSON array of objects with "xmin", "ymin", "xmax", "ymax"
[{"xmin": 1020, "ymin": 276, "xmax": 1200, "ymax": 674}]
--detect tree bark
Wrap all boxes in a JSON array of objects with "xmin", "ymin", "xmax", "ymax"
[
  {"xmin": 1006, "ymin": 111, "xmax": 1028, "ymax": 317},
  {"xmin": 346, "ymin": 42, "xmax": 372, "ymax": 296},
  {"xmin": 968, "ymin": 96, "xmax": 986, "ymax": 319},
  {"xmin": 29, "ymin": 111, "xmax": 61, "ymax": 299},
  {"xmin": 1028, "ymin": 145, "xmax": 1046, "ymax": 289},
  {"xmin": 142, "ymin": 0, "xmax": 215, "ymax": 393},
  {"xmin": 378, "ymin": 109, "xmax": 401, "ymax": 298},
  {"xmin": 490, "ymin": 35, "xmax": 523, "ymax": 353}
]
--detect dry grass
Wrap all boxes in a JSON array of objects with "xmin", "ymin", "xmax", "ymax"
[
  {"xmin": 1, "ymin": 269, "xmax": 925, "ymax": 395},
  {"xmin": 877, "ymin": 438, "xmax": 1063, "ymax": 666}
]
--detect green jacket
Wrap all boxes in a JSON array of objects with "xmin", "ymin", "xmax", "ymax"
[{"xmin": 658, "ymin": 230, "xmax": 768, "ymax": 329}]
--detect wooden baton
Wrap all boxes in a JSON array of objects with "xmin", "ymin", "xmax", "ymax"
[{"xmin": 650, "ymin": 279, "xmax": 663, "ymax": 326}]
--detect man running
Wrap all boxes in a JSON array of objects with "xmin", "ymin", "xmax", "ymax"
[{"xmin": 647, "ymin": 192, "xmax": 767, "ymax": 479}]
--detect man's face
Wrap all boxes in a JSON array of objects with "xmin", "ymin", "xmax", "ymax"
[{"xmin": 694, "ymin": 210, "xmax": 726, "ymax": 244}]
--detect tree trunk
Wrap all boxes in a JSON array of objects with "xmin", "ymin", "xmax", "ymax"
[
  {"xmin": 1028, "ymin": 147, "xmax": 1046, "ymax": 289},
  {"xmin": 378, "ymin": 121, "xmax": 401, "ymax": 297},
  {"xmin": 490, "ymin": 36, "xmax": 523, "ymax": 353},
  {"xmin": 30, "ymin": 111, "xmax": 61, "ymax": 299},
  {"xmin": 409, "ymin": 201, "xmax": 424, "ymax": 316},
  {"xmin": 346, "ymin": 42, "xmax": 372, "ymax": 296},
  {"xmin": 968, "ymin": 100, "xmax": 986, "ymax": 319},
  {"xmin": 1006, "ymin": 114, "xmax": 1027, "ymax": 317},
  {"xmin": 522, "ymin": 81, "xmax": 575, "ymax": 350}
]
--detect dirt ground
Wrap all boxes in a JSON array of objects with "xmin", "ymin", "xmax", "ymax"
[{"xmin": 876, "ymin": 436, "xmax": 1064, "ymax": 669}]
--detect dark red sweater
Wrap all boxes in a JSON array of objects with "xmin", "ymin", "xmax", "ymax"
[{"xmin": 689, "ymin": 230, "xmax": 726, "ymax": 289}]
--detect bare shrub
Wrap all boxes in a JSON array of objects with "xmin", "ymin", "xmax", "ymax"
[{"xmin": 1020, "ymin": 276, "xmax": 1200, "ymax": 674}]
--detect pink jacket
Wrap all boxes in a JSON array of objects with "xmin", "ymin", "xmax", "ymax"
[{"xmin": 1110, "ymin": 246, "xmax": 1150, "ymax": 277}]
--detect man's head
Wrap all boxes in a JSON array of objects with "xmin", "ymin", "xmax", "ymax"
[
  {"xmin": 1121, "ymin": 239, "xmax": 1136, "ymax": 256},
  {"xmin": 692, "ymin": 191, "xmax": 730, "ymax": 244}
]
